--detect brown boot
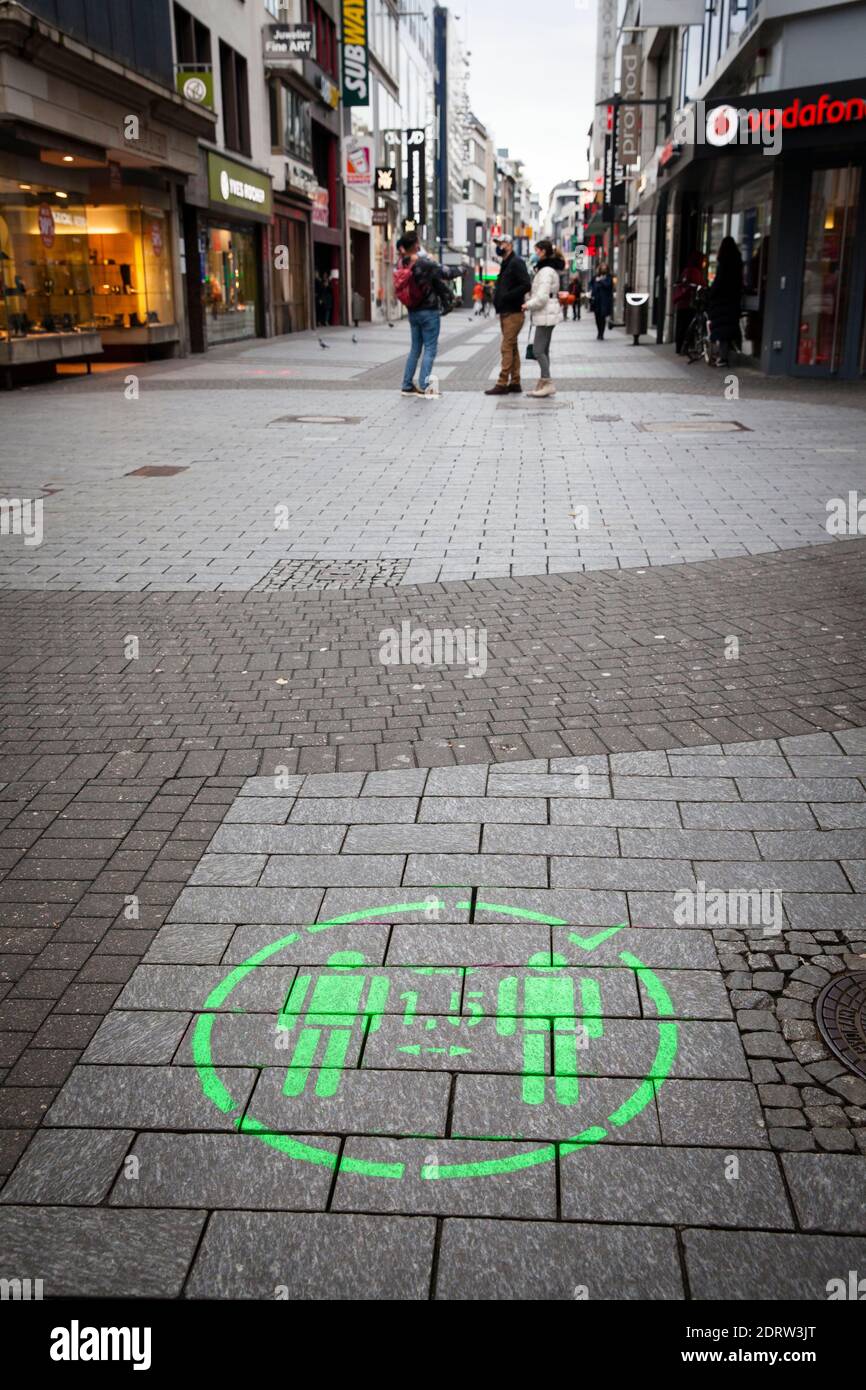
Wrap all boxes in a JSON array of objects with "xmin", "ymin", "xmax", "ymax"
[
  {"xmin": 507, "ymin": 382, "xmax": 522, "ymax": 393},
  {"xmin": 484, "ymin": 383, "xmax": 509, "ymax": 395}
]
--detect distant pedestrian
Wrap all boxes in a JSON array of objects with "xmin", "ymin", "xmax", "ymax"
[
  {"xmin": 394, "ymin": 233, "xmax": 458, "ymax": 397},
  {"xmin": 523, "ymin": 238, "xmax": 565, "ymax": 398},
  {"xmin": 472, "ymin": 279, "xmax": 485, "ymax": 316},
  {"xmin": 485, "ymin": 235, "xmax": 531, "ymax": 395},
  {"xmin": 569, "ymin": 273, "xmax": 581, "ymax": 320},
  {"xmin": 707, "ymin": 236, "xmax": 743, "ymax": 367},
  {"xmin": 483, "ymin": 282, "xmax": 494, "ymax": 317},
  {"xmin": 673, "ymin": 251, "xmax": 706, "ymax": 355},
  {"xmin": 589, "ymin": 263, "xmax": 614, "ymax": 340}
]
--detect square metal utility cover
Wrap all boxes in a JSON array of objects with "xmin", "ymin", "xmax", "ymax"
[
  {"xmin": 126, "ymin": 466, "xmax": 189, "ymax": 477},
  {"xmin": 587, "ymin": 415, "xmax": 621, "ymax": 422},
  {"xmin": 496, "ymin": 400, "xmax": 572, "ymax": 410},
  {"xmin": 635, "ymin": 420, "xmax": 751, "ymax": 433},
  {"xmin": 253, "ymin": 557, "xmax": 409, "ymax": 591},
  {"xmin": 269, "ymin": 414, "xmax": 361, "ymax": 425}
]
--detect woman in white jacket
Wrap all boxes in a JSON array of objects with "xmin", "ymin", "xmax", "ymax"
[{"xmin": 523, "ymin": 239, "xmax": 566, "ymax": 398}]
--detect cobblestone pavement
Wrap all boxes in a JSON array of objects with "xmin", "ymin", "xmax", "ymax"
[{"xmin": 1, "ymin": 315, "xmax": 865, "ymax": 1299}]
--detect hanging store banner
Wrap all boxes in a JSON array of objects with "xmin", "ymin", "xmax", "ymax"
[
  {"xmin": 618, "ymin": 45, "xmax": 641, "ymax": 166},
  {"xmin": 340, "ymin": 0, "xmax": 370, "ymax": 107},
  {"xmin": 404, "ymin": 128, "xmax": 426, "ymax": 227}
]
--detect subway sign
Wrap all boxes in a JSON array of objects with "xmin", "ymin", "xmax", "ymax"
[{"xmin": 340, "ymin": 0, "xmax": 369, "ymax": 107}]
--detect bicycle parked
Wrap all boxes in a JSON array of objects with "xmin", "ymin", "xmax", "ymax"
[{"xmin": 683, "ymin": 287, "xmax": 712, "ymax": 364}]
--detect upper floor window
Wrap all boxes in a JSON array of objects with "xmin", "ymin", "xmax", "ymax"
[
  {"xmin": 219, "ymin": 41, "xmax": 250, "ymax": 156},
  {"xmin": 174, "ymin": 2, "xmax": 211, "ymax": 65},
  {"xmin": 306, "ymin": 0, "xmax": 337, "ymax": 77},
  {"xmin": 270, "ymin": 81, "xmax": 313, "ymax": 163}
]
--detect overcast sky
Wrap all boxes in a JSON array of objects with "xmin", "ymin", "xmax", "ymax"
[{"xmin": 456, "ymin": 0, "xmax": 598, "ymax": 211}]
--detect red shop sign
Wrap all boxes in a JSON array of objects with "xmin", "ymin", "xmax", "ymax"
[{"xmin": 38, "ymin": 203, "xmax": 56, "ymax": 248}]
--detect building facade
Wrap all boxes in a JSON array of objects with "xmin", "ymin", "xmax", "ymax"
[{"xmin": 597, "ymin": 0, "xmax": 866, "ymax": 377}]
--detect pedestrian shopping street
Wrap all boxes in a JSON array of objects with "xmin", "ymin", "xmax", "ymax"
[{"xmin": 1, "ymin": 313, "xmax": 866, "ymax": 1300}]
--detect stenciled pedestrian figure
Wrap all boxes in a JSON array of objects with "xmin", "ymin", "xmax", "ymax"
[
  {"xmin": 523, "ymin": 238, "xmax": 565, "ymax": 398},
  {"xmin": 589, "ymin": 262, "xmax": 614, "ymax": 340},
  {"xmin": 394, "ymin": 232, "xmax": 458, "ymax": 398},
  {"xmin": 485, "ymin": 234, "xmax": 531, "ymax": 395},
  {"xmin": 707, "ymin": 235, "xmax": 744, "ymax": 367},
  {"xmin": 495, "ymin": 952, "xmax": 603, "ymax": 1105},
  {"xmin": 673, "ymin": 250, "xmax": 706, "ymax": 355},
  {"xmin": 278, "ymin": 951, "xmax": 389, "ymax": 1098}
]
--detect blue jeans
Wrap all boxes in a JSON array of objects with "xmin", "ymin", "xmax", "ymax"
[{"xmin": 402, "ymin": 308, "xmax": 441, "ymax": 389}]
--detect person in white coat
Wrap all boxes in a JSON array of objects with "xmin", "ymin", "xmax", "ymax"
[{"xmin": 523, "ymin": 239, "xmax": 566, "ymax": 398}]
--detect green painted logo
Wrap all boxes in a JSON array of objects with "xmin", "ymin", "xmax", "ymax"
[{"xmin": 193, "ymin": 901, "xmax": 678, "ymax": 1180}]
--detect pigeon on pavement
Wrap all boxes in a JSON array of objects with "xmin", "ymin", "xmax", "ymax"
[{"xmin": 318, "ymin": 339, "xmax": 329, "ymax": 349}]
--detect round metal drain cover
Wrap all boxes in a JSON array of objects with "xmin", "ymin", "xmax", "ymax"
[
  {"xmin": 295, "ymin": 414, "xmax": 349, "ymax": 424},
  {"xmin": 815, "ymin": 971, "xmax": 866, "ymax": 1080}
]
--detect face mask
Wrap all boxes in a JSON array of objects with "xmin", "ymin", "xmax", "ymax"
[{"xmin": 496, "ymin": 246, "xmax": 507, "ymax": 257}]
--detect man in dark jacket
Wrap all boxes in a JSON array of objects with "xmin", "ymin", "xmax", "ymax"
[
  {"xmin": 396, "ymin": 233, "xmax": 458, "ymax": 396},
  {"xmin": 485, "ymin": 235, "xmax": 531, "ymax": 394}
]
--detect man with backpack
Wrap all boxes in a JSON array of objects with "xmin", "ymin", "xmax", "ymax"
[{"xmin": 394, "ymin": 233, "xmax": 457, "ymax": 397}]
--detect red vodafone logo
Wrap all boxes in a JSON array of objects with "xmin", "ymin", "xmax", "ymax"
[{"xmin": 38, "ymin": 204, "xmax": 55, "ymax": 248}]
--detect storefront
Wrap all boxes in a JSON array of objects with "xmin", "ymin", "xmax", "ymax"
[
  {"xmin": 652, "ymin": 79, "xmax": 866, "ymax": 377},
  {"xmin": 186, "ymin": 152, "xmax": 272, "ymax": 349},
  {"xmin": 0, "ymin": 1, "xmax": 211, "ymax": 380},
  {"xmin": 271, "ymin": 160, "xmax": 315, "ymax": 337}
]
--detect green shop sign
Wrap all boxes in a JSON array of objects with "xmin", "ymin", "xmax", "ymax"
[
  {"xmin": 207, "ymin": 152, "xmax": 273, "ymax": 216},
  {"xmin": 193, "ymin": 900, "xmax": 678, "ymax": 1182},
  {"xmin": 176, "ymin": 68, "xmax": 214, "ymax": 108}
]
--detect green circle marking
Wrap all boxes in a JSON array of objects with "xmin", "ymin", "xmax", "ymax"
[{"xmin": 192, "ymin": 901, "xmax": 679, "ymax": 1181}]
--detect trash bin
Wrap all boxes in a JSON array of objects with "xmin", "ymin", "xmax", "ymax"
[{"xmin": 624, "ymin": 298, "xmax": 649, "ymax": 343}]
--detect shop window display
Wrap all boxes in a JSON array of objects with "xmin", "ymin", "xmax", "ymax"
[
  {"xmin": 85, "ymin": 206, "xmax": 174, "ymax": 332},
  {"xmin": 202, "ymin": 226, "xmax": 258, "ymax": 343},
  {"xmin": 797, "ymin": 165, "xmax": 861, "ymax": 371},
  {"xmin": 0, "ymin": 181, "xmax": 93, "ymax": 339}
]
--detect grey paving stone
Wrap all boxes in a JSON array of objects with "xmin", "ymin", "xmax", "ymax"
[
  {"xmin": 249, "ymin": 1065, "xmax": 451, "ymax": 1135},
  {"xmin": 290, "ymin": 796, "xmax": 419, "ymax": 823},
  {"xmin": 224, "ymin": 797, "xmax": 295, "ymax": 824},
  {"xmin": 82, "ymin": 1010, "xmax": 191, "ymax": 1064},
  {"xmin": 554, "ymin": 926, "xmax": 719, "ymax": 969},
  {"xmin": 620, "ymin": 829, "xmax": 759, "ymax": 860},
  {"xmin": 362, "ymin": 769, "xmax": 428, "ymax": 795},
  {"xmin": 117, "ymin": 964, "xmax": 296, "ymax": 1012},
  {"xmin": 612, "ymin": 776, "xmax": 739, "ymax": 801},
  {"xmin": 386, "ymin": 923, "xmax": 549, "ymax": 965},
  {"xmin": 486, "ymin": 773, "xmax": 611, "ymax": 797},
  {"xmin": 344, "ymin": 824, "xmax": 480, "ymax": 853},
  {"xmin": 298, "ymin": 773, "xmax": 366, "ymax": 797},
  {"xmin": 185, "ymin": 1211, "xmax": 435, "ymax": 1299},
  {"xmin": 474, "ymin": 887, "xmax": 628, "ymax": 926},
  {"xmin": 788, "ymin": 755, "xmax": 866, "ymax": 777},
  {"xmin": 140, "ymin": 924, "xmax": 233, "ymax": 965},
  {"xmin": 332, "ymin": 1137, "xmax": 556, "ymax": 1217},
  {"xmin": 188, "ymin": 853, "xmax": 267, "ymax": 886},
  {"xmin": 664, "ymin": 755, "xmax": 792, "ymax": 778},
  {"xmin": 483, "ymin": 825, "xmax": 618, "ymax": 856},
  {"xmin": 425, "ymin": 765, "xmax": 489, "ymax": 795},
  {"xmin": 551, "ymin": 798, "xmax": 680, "ymax": 827},
  {"xmin": 403, "ymin": 854, "xmax": 547, "ymax": 887},
  {"xmin": 560, "ymin": 1145, "xmax": 792, "ymax": 1227},
  {"xmin": 552, "ymin": 858, "xmax": 696, "ymax": 890},
  {"xmin": 436, "ymin": 1219, "xmax": 683, "ymax": 1300},
  {"xmin": 451, "ymin": 1072, "xmax": 661, "ymax": 1143},
  {"xmin": 209, "ymin": 824, "xmax": 344, "ymax": 854},
  {"xmin": 239, "ymin": 776, "xmax": 303, "ymax": 798},
  {"xmin": 679, "ymin": 802, "xmax": 817, "ymax": 830},
  {"xmin": 590, "ymin": 1019, "xmax": 749, "ymax": 1080},
  {"xmin": 420, "ymin": 796, "xmax": 547, "ymax": 823},
  {"xmin": 736, "ymin": 777, "xmax": 866, "ymax": 801},
  {"xmin": 45, "ymin": 1064, "xmax": 257, "ymax": 1129},
  {"xmin": 783, "ymin": 896, "xmax": 866, "ymax": 931},
  {"xmin": 260, "ymin": 854, "xmax": 406, "ymax": 886},
  {"xmin": 693, "ymin": 860, "xmax": 849, "ymax": 891},
  {"xmin": 0, "ymin": 1128, "xmax": 133, "ymax": 1204},
  {"xmin": 316, "ymin": 887, "xmax": 468, "ymax": 922},
  {"xmin": 174, "ymin": 1012, "xmax": 364, "ymax": 1069},
  {"xmin": 168, "ymin": 887, "xmax": 323, "ymax": 924},
  {"xmin": 610, "ymin": 751, "xmax": 670, "ymax": 775},
  {"xmin": 0, "ymin": 1206, "xmax": 205, "ymax": 1297},
  {"xmin": 644, "ymin": 969, "xmax": 733, "ymax": 1019},
  {"xmin": 782, "ymin": 1153, "xmax": 866, "ymax": 1233},
  {"xmin": 779, "ymin": 733, "xmax": 842, "ymax": 755},
  {"xmin": 223, "ymin": 922, "xmax": 391, "ymax": 965},
  {"xmin": 655, "ymin": 1080, "xmax": 768, "ymax": 1146},
  {"xmin": 110, "ymin": 1131, "xmax": 339, "ymax": 1209},
  {"xmin": 683, "ymin": 1229, "xmax": 866, "ymax": 1299}
]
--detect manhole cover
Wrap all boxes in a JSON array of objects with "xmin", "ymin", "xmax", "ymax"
[
  {"xmin": 815, "ymin": 971, "xmax": 866, "ymax": 1081},
  {"xmin": 635, "ymin": 420, "xmax": 751, "ymax": 434},
  {"xmin": 253, "ymin": 557, "xmax": 410, "ymax": 591},
  {"xmin": 269, "ymin": 414, "xmax": 360, "ymax": 425},
  {"xmin": 126, "ymin": 466, "xmax": 189, "ymax": 477}
]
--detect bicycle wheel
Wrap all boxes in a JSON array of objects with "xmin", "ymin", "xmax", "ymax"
[{"xmin": 684, "ymin": 316, "xmax": 703, "ymax": 363}]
